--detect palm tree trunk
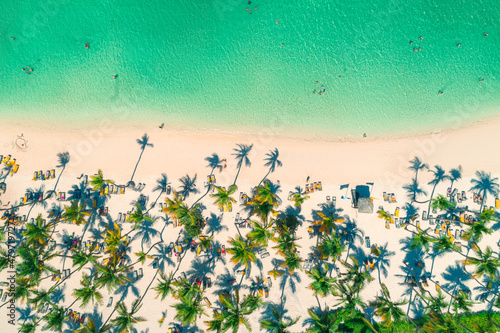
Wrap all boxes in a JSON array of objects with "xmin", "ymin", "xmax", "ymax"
[
  {"xmin": 427, "ymin": 184, "xmax": 438, "ymax": 215},
  {"xmin": 479, "ymin": 190, "xmax": 486, "ymax": 212},
  {"xmin": 258, "ymin": 169, "xmax": 272, "ymax": 186},
  {"xmin": 53, "ymin": 166, "xmax": 66, "ymax": 192},
  {"xmin": 147, "ymin": 190, "xmax": 164, "ymax": 214},
  {"xmin": 136, "ymin": 269, "xmax": 160, "ymax": 308},
  {"xmin": 315, "ymin": 295, "xmax": 322, "ymax": 311},
  {"xmin": 232, "ymin": 165, "xmax": 242, "ymax": 186},
  {"xmin": 130, "ymin": 149, "xmax": 145, "ymax": 182}
]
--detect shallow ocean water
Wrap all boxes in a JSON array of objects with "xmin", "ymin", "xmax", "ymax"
[{"xmin": 0, "ymin": 0, "xmax": 499, "ymax": 139}]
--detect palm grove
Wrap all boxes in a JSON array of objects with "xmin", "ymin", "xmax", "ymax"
[{"xmin": 0, "ymin": 138, "xmax": 500, "ymax": 332}]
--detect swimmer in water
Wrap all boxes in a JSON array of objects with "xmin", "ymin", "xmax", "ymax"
[
  {"xmin": 409, "ymin": 40, "xmax": 413, "ymax": 45},
  {"xmin": 414, "ymin": 48, "xmax": 417, "ymax": 52},
  {"xmin": 457, "ymin": 43, "xmax": 461, "ymax": 47},
  {"xmin": 11, "ymin": 37, "xmax": 15, "ymax": 40},
  {"xmin": 418, "ymin": 47, "xmax": 422, "ymax": 51},
  {"xmin": 313, "ymin": 90, "xmax": 316, "ymax": 94},
  {"xmin": 112, "ymin": 75, "xmax": 117, "ymax": 79},
  {"xmin": 439, "ymin": 91, "xmax": 443, "ymax": 95},
  {"xmin": 484, "ymin": 33, "xmax": 488, "ymax": 37},
  {"xmin": 419, "ymin": 36, "xmax": 423, "ymax": 40},
  {"xmin": 85, "ymin": 43, "xmax": 89, "ymax": 49},
  {"xmin": 480, "ymin": 78, "xmax": 484, "ymax": 82}
]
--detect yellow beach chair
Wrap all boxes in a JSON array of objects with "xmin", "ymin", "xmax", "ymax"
[
  {"xmin": 203, "ymin": 297, "xmax": 212, "ymax": 308},
  {"xmin": 385, "ymin": 221, "xmax": 390, "ymax": 229},
  {"xmin": 2, "ymin": 155, "xmax": 11, "ymax": 164},
  {"xmin": 196, "ymin": 246, "xmax": 201, "ymax": 255},
  {"xmin": 394, "ymin": 207, "xmax": 399, "ymax": 217},
  {"xmin": 10, "ymin": 164, "xmax": 19, "ymax": 175},
  {"xmin": 104, "ymin": 187, "xmax": 109, "ymax": 195},
  {"xmin": 496, "ymin": 198, "xmax": 499, "ymax": 209},
  {"xmin": 8, "ymin": 158, "xmax": 16, "ymax": 166},
  {"xmin": 50, "ymin": 169, "xmax": 55, "ymax": 179},
  {"xmin": 435, "ymin": 282, "xmax": 440, "ymax": 291},
  {"xmin": 258, "ymin": 289, "xmax": 263, "ymax": 298}
]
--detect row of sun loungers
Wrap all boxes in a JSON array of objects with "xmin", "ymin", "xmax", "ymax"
[
  {"xmin": 305, "ymin": 181, "xmax": 322, "ymax": 194},
  {"xmin": 326, "ymin": 196, "xmax": 337, "ymax": 206},
  {"xmin": 132, "ymin": 268, "xmax": 144, "ymax": 280},
  {"xmin": 1, "ymin": 155, "xmax": 20, "ymax": 175},
  {"xmin": 100, "ymin": 184, "xmax": 127, "ymax": 195},
  {"xmin": 32, "ymin": 169, "xmax": 55, "ymax": 181},
  {"xmin": 383, "ymin": 192, "xmax": 397, "ymax": 203},
  {"xmin": 133, "ymin": 183, "xmax": 146, "ymax": 192}
]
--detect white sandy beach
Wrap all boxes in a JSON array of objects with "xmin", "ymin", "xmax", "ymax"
[{"xmin": 1, "ymin": 115, "xmax": 500, "ymax": 332}]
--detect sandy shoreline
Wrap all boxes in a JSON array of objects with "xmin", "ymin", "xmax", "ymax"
[{"xmin": 1, "ymin": 115, "xmax": 500, "ymax": 332}]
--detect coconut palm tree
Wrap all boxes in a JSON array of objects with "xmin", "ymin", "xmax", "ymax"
[
  {"xmin": 371, "ymin": 243, "xmax": 396, "ymax": 284},
  {"xmin": 305, "ymin": 306, "xmax": 337, "ymax": 332},
  {"xmin": 259, "ymin": 148, "xmax": 283, "ymax": 185},
  {"xmin": 339, "ymin": 257, "xmax": 374, "ymax": 293},
  {"xmin": 173, "ymin": 295, "xmax": 206, "ymax": 325},
  {"xmin": 307, "ymin": 263, "xmax": 337, "ymax": 298},
  {"xmin": 433, "ymin": 236, "xmax": 461, "ymax": 256},
  {"xmin": 273, "ymin": 233, "xmax": 301, "ymax": 258},
  {"xmin": 211, "ymin": 185, "xmax": 237, "ymax": 211},
  {"xmin": 23, "ymin": 214, "xmax": 54, "ymax": 246},
  {"xmin": 172, "ymin": 276, "xmax": 204, "ymax": 300},
  {"xmin": 470, "ymin": 170, "xmax": 500, "ymax": 212},
  {"xmin": 377, "ymin": 208, "xmax": 393, "ymax": 224},
  {"xmin": 205, "ymin": 309, "xmax": 224, "ymax": 332},
  {"xmin": 53, "ymin": 151, "xmax": 70, "ymax": 190},
  {"xmin": 43, "ymin": 305, "xmax": 66, "ymax": 332},
  {"xmin": 16, "ymin": 242, "xmax": 58, "ymax": 283},
  {"xmin": 260, "ymin": 304, "xmax": 300, "ymax": 333},
  {"xmin": 462, "ymin": 220, "xmax": 493, "ymax": 244},
  {"xmin": 450, "ymin": 291, "xmax": 474, "ymax": 315},
  {"xmin": 178, "ymin": 174, "xmax": 199, "ymax": 199},
  {"xmin": 111, "ymin": 299, "xmax": 146, "ymax": 333},
  {"xmin": 94, "ymin": 263, "xmax": 132, "ymax": 292},
  {"xmin": 409, "ymin": 230, "xmax": 436, "ymax": 253},
  {"xmin": 403, "ymin": 178, "xmax": 428, "ymax": 203},
  {"xmin": 463, "ymin": 246, "xmax": 500, "ymax": 281},
  {"xmin": 449, "ymin": 165, "xmax": 462, "ymax": 191},
  {"xmin": 290, "ymin": 186, "xmax": 310, "ymax": 210},
  {"xmin": 130, "ymin": 133, "xmax": 154, "ymax": 183},
  {"xmin": 409, "ymin": 156, "xmax": 428, "ymax": 182},
  {"xmin": 73, "ymin": 273, "xmax": 103, "ymax": 307},
  {"xmin": 102, "ymin": 222, "xmax": 127, "ymax": 255},
  {"xmin": 154, "ymin": 272, "xmax": 175, "ymax": 300},
  {"xmin": 89, "ymin": 169, "xmax": 114, "ymax": 192},
  {"xmin": 75, "ymin": 317, "xmax": 112, "ymax": 333},
  {"xmin": 316, "ymin": 234, "xmax": 345, "ymax": 263},
  {"xmin": 62, "ymin": 199, "xmax": 90, "ymax": 225},
  {"xmin": 163, "ymin": 190, "xmax": 186, "ymax": 220},
  {"xmin": 128, "ymin": 202, "xmax": 154, "ymax": 230},
  {"xmin": 280, "ymin": 251, "xmax": 303, "ymax": 274},
  {"xmin": 19, "ymin": 317, "xmax": 39, "ymax": 333},
  {"xmin": 253, "ymin": 180, "xmax": 282, "ymax": 207},
  {"xmin": 219, "ymin": 288, "xmax": 260, "ymax": 332},
  {"xmin": 227, "ymin": 235, "xmax": 257, "ymax": 269},
  {"xmin": 369, "ymin": 283, "xmax": 408, "ymax": 328},
  {"xmin": 430, "ymin": 194, "xmax": 455, "ymax": 214},
  {"xmin": 247, "ymin": 220, "xmax": 275, "ymax": 248},
  {"xmin": 151, "ymin": 173, "xmax": 170, "ymax": 209},
  {"xmin": 427, "ymin": 165, "xmax": 449, "ymax": 214},
  {"xmin": 205, "ymin": 153, "xmax": 223, "ymax": 175},
  {"xmin": 232, "ymin": 143, "xmax": 253, "ymax": 186}
]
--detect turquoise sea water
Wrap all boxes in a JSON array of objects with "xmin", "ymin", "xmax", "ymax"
[{"xmin": 0, "ymin": 0, "xmax": 499, "ymax": 139}]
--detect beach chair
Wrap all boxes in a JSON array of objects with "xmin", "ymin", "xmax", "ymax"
[
  {"xmin": 120, "ymin": 186, "xmax": 125, "ymax": 194},
  {"xmin": 228, "ymin": 202, "xmax": 232, "ymax": 212},
  {"xmin": 394, "ymin": 207, "xmax": 399, "ymax": 217},
  {"xmin": 104, "ymin": 186, "xmax": 109, "ymax": 195},
  {"xmin": 305, "ymin": 185, "xmax": 310, "ymax": 194},
  {"xmin": 1, "ymin": 155, "xmax": 10, "ymax": 164},
  {"xmin": 461, "ymin": 191, "xmax": 467, "ymax": 201},
  {"xmin": 50, "ymin": 169, "xmax": 55, "ymax": 179},
  {"xmin": 261, "ymin": 251, "xmax": 270, "ymax": 259},
  {"xmin": 496, "ymin": 198, "xmax": 500, "ymax": 209},
  {"xmin": 332, "ymin": 196, "xmax": 336, "ymax": 206},
  {"xmin": 365, "ymin": 236, "xmax": 370, "ymax": 248},
  {"xmin": 326, "ymin": 196, "xmax": 331, "ymax": 205},
  {"xmin": 383, "ymin": 192, "xmax": 388, "ymax": 202},
  {"xmin": 318, "ymin": 181, "xmax": 322, "ymax": 191},
  {"xmin": 385, "ymin": 221, "xmax": 390, "ymax": 229},
  {"xmin": 447, "ymin": 187, "xmax": 451, "ymax": 196},
  {"xmin": 92, "ymin": 199, "xmax": 97, "ymax": 208},
  {"xmin": 107, "ymin": 297, "xmax": 113, "ymax": 307},
  {"xmin": 395, "ymin": 218, "xmax": 400, "ymax": 228},
  {"xmin": 138, "ymin": 268, "xmax": 143, "ymax": 278},
  {"xmin": 391, "ymin": 194, "xmax": 396, "ymax": 203},
  {"xmin": 117, "ymin": 212, "xmax": 122, "ymax": 222},
  {"xmin": 10, "ymin": 164, "xmax": 19, "ymax": 175},
  {"xmin": 109, "ymin": 184, "xmax": 114, "ymax": 194}
]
